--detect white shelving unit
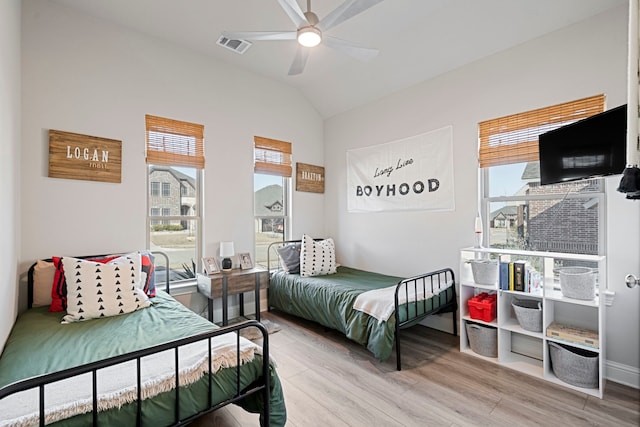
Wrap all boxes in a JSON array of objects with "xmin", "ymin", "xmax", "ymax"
[{"xmin": 459, "ymin": 247, "xmax": 606, "ymax": 398}]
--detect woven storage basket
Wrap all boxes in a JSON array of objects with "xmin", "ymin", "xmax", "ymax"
[
  {"xmin": 511, "ymin": 298, "xmax": 542, "ymax": 332},
  {"xmin": 469, "ymin": 260, "xmax": 498, "ymax": 285},
  {"xmin": 559, "ymin": 267, "xmax": 596, "ymax": 300},
  {"xmin": 549, "ymin": 341, "xmax": 599, "ymax": 388},
  {"xmin": 466, "ymin": 322, "xmax": 497, "ymax": 358}
]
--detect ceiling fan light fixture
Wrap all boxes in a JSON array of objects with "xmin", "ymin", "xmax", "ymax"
[{"xmin": 297, "ymin": 26, "xmax": 322, "ymax": 47}]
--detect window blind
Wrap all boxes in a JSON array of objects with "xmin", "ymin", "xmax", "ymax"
[
  {"xmin": 478, "ymin": 94, "xmax": 605, "ymax": 168},
  {"xmin": 145, "ymin": 115, "xmax": 205, "ymax": 169},
  {"xmin": 254, "ymin": 136, "xmax": 292, "ymax": 177}
]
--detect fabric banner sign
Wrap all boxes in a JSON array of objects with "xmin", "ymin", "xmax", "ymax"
[{"xmin": 346, "ymin": 126, "xmax": 455, "ymax": 212}]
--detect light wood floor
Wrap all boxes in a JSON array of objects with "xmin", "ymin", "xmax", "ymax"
[{"xmin": 192, "ymin": 311, "xmax": 640, "ymax": 426}]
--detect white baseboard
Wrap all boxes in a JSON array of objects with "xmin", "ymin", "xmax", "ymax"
[{"xmin": 606, "ymin": 360, "xmax": 640, "ymax": 389}]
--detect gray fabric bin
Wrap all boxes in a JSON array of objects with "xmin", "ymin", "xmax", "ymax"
[
  {"xmin": 559, "ymin": 267, "xmax": 596, "ymax": 300},
  {"xmin": 466, "ymin": 322, "xmax": 497, "ymax": 358},
  {"xmin": 549, "ymin": 341, "xmax": 598, "ymax": 388},
  {"xmin": 469, "ymin": 260, "xmax": 498, "ymax": 285},
  {"xmin": 512, "ymin": 298, "xmax": 542, "ymax": 332}
]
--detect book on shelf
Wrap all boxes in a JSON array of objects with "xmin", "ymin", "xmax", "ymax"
[
  {"xmin": 546, "ymin": 322, "xmax": 599, "ymax": 349},
  {"xmin": 497, "ymin": 259, "xmax": 541, "ymax": 294},
  {"xmin": 499, "ymin": 261, "xmax": 510, "ymax": 290},
  {"xmin": 508, "ymin": 262, "xmax": 514, "ymax": 291},
  {"xmin": 513, "ymin": 261, "xmax": 525, "ymax": 292}
]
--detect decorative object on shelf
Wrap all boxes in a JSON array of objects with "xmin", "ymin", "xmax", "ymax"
[
  {"xmin": 548, "ymin": 342, "xmax": 599, "ymax": 389},
  {"xmin": 558, "ymin": 266, "xmax": 596, "ymax": 300},
  {"xmin": 468, "ymin": 259, "xmax": 498, "ymax": 285},
  {"xmin": 512, "ymin": 298, "xmax": 543, "ymax": 332},
  {"xmin": 48, "ymin": 129, "xmax": 122, "ymax": 183},
  {"xmin": 467, "ymin": 292, "xmax": 496, "ymax": 322},
  {"xmin": 546, "ymin": 322, "xmax": 599, "ymax": 349},
  {"xmin": 474, "ymin": 211, "xmax": 483, "ymax": 248},
  {"xmin": 238, "ymin": 252, "xmax": 253, "ymax": 270},
  {"xmin": 296, "ymin": 162, "xmax": 325, "ymax": 193},
  {"xmin": 219, "ymin": 241, "xmax": 235, "ymax": 271},
  {"xmin": 202, "ymin": 257, "xmax": 220, "ymax": 275}
]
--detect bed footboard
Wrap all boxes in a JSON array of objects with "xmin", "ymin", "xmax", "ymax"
[
  {"xmin": 394, "ymin": 267, "xmax": 457, "ymax": 371},
  {"xmin": 0, "ymin": 320, "xmax": 272, "ymax": 427}
]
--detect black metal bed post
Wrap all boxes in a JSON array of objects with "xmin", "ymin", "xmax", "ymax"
[
  {"xmin": 261, "ymin": 323, "xmax": 271, "ymax": 427},
  {"xmin": 451, "ymin": 284, "xmax": 458, "ymax": 336},
  {"xmin": 151, "ymin": 251, "xmax": 170, "ymax": 293},
  {"xmin": 394, "ymin": 289, "xmax": 402, "ymax": 371}
]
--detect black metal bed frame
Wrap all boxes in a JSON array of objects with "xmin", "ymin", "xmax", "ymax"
[
  {"xmin": 0, "ymin": 251, "xmax": 272, "ymax": 427},
  {"xmin": 266, "ymin": 240, "xmax": 457, "ymax": 371}
]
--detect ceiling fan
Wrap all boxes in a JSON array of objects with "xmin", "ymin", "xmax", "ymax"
[{"xmin": 222, "ymin": 0, "xmax": 384, "ymax": 75}]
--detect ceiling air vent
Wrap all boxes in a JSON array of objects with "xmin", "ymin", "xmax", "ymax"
[{"xmin": 216, "ymin": 35, "xmax": 252, "ymax": 54}]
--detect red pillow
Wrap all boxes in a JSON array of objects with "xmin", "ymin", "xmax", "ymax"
[
  {"xmin": 140, "ymin": 252, "xmax": 156, "ymax": 297},
  {"xmin": 49, "ymin": 255, "xmax": 118, "ymax": 312}
]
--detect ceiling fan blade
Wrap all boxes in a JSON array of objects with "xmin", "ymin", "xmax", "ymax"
[
  {"xmin": 323, "ymin": 36, "xmax": 379, "ymax": 61},
  {"xmin": 276, "ymin": 0, "xmax": 308, "ymax": 28},
  {"xmin": 317, "ymin": 0, "xmax": 384, "ymax": 32},
  {"xmin": 288, "ymin": 47, "xmax": 310, "ymax": 76},
  {"xmin": 222, "ymin": 31, "xmax": 296, "ymax": 41}
]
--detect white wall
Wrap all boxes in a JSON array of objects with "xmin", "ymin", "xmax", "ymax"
[
  {"xmin": 0, "ymin": 0, "xmax": 21, "ymax": 347},
  {"xmin": 20, "ymin": 0, "xmax": 325, "ymax": 305},
  {"xmin": 325, "ymin": 5, "xmax": 639, "ymax": 386}
]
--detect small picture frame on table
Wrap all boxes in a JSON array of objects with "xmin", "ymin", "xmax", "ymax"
[
  {"xmin": 203, "ymin": 257, "xmax": 220, "ymax": 275},
  {"xmin": 238, "ymin": 252, "xmax": 253, "ymax": 270}
]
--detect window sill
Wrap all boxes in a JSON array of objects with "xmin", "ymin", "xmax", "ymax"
[{"xmin": 167, "ymin": 279, "xmax": 198, "ymax": 296}]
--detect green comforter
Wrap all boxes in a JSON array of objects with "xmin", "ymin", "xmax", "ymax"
[
  {"xmin": 269, "ymin": 266, "xmax": 454, "ymax": 361},
  {"xmin": 0, "ymin": 291, "xmax": 286, "ymax": 427}
]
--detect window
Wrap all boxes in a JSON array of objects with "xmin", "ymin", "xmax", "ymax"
[
  {"xmin": 161, "ymin": 207, "xmax": 171, "ymax": 224},
  {"xmin": 150, "ymin": 181, "xmax": 160, "ymax": 196},
  {"xmin": 150, "ymin": 208, "xmax": 160, "ymax": 225},
  {"xmin": 146, "ymin": 114, "xmax": 204, "ymax": 284},
  {"xmin": 479, "ymin": 95, "xmax": 605, "ymax": 259},
  {"xmin": 254, "ymin": 136, "xmax": 292, "ymax": 268}
]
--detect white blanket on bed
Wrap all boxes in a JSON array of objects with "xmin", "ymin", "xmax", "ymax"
[
  {"xmin": 353, "ymin": 279, "xmax": 453, "ymax": 323},
  {"xmin": 0, "ymin": 332, "xmax": 261, "ymax": 427}
]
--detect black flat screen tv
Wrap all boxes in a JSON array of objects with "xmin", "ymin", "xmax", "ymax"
[{"xmin": 538, "ymin": 104, "xmax": 627, "ymax": 185}]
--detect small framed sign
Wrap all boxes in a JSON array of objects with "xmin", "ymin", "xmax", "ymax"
[
  {"xmin": 203, "ymin": 257, "xmax": 220, "ymax": 275},
  {"xmin": 238, "ymin": 253, "xmax": 253, "ymax": 270},
  {"xmin": 296, "ymin": 162, "xmax": 324, "ymax": 193}
]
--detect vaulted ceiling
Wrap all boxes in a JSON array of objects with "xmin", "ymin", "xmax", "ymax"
[{"xmin": 50, "ymin": 0, "xmax": 626, "ymax": 118}]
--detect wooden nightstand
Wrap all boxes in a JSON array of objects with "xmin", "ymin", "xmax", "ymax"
[{"xmin": 196, "ymin": 268, "xmax": 268, "ymax": 325}]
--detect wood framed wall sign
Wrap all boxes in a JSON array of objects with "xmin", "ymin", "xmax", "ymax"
[
  {"xmin": 296, "ymin": 162, "xmax": 325, "ymax": 193},
  {"xmin": 49, "ymin": 130, "xmax": 122, "ymax": 183}
]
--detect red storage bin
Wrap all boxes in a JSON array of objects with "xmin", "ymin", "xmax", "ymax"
[{"xmin": 467, "ymin": 293, "xmax": 497, "ymax": 322}]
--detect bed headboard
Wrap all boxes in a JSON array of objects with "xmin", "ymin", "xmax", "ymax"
[{"xmin": 27, "ymin": 251, "xmax": 170, "ymax": 309}]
